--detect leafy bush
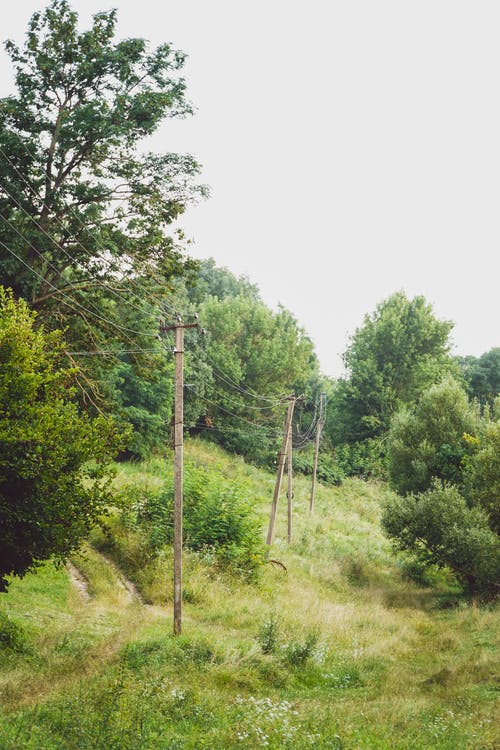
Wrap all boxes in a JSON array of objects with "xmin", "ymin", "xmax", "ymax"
[
  {"xmin": 387, "ymin": 377, "xmax": 480, "ymax": 496},
  {"xmin": 292, "ymin": 449, "xmax": 345, "ymax": 485},
  {"xmin": 329, "ymin": 438, "xmax": 386, "ymax": 479},
  {"xmin": 118, "ymin": 464, "xmax": 265, "ymax": 579},
  {"xmin": 0, "ymin": 611, "xmax": 29, "ymax": 653},
  {"xmin": 382, "ymin": 482, "xmax": 500, "ymax": 598},
  {"xmin": 0, "ymin": 288, "xmax": 119, "ymax": 591}
]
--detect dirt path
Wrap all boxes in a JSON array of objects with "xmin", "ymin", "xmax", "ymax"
[
  {"xmin": 66, "ymin": 561, "xmax": 90, "ymax": 601},
  {"xmin": 66, "ymin": 549, "xmax": 144, "ymax": 605},
  {"xmin": 98, "ymin": 550, "xmax": 144, "ymax": 604}
]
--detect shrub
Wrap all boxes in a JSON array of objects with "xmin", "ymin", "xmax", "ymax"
[
  {"xmin": 382, "ymin": 482, "xmax": 500, "ymax": 598},
  {"xmin": 330, "ymin": 438, "xmax": 386, "ymax": 479},
  {"xmin": 292, "ymin": 449, "xmax": 345, "ymax": 485},
  {"xmin": 0, "ymin": 611, "xmax": 29, "ymax": 653},
  {"xmin": 0, "ymin": 288, "xmax": 119, "ymax": 591},
  {"xmin": 117, "ymin": 464, "xmax": 265, "ymax": 579},
  {"xmin": 283, "ymin": 631, "xmax": 319, "ymax": 667}
]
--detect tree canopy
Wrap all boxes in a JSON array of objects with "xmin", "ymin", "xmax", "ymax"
[
  {"xmin": 323, "ymin": 291, "xmax": 456, "ymax": 477},
  {"xmin": 456, "ymin": 348, "xmax": 500, "ymax": 410},
  {"xmin": 332, "ymin": 292, "xmax": 455, "ymax": 444},
  {"xmin": 0, "ymin": 288, "xmax": 118, "ymax": 591},
  {"xmin": 383, "ymin": 376, "xmax": 500, "ymax": 598},
  {"xmin": 0, "ymin": 0, "xmax": 207, "ymax": 456},
  {"xmin": 184, "ymin": 294, "xmax": 320, "ymax": 464},
  {"xmin": 0, "ymin": 0, "xmax": 204, "ymax": 349}
]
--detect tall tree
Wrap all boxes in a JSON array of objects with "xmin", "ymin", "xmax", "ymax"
[
  {"xmin": 330, "ymin": 292, "xmax": 455, "ymax": 444},
  {"xmin": 180, "ymin": 257, "xmax": 261, "ymax": 306},
  {"xmin": 186, "ymin": 295, "xmax": 319, "ymax": 463},
  {"xmin": 456, "ymin": 348, "xmax": 500, "ymax": 410},
  {"xmin": 0, "ymin": 0, "xmax": 205, "ymax": 349}
]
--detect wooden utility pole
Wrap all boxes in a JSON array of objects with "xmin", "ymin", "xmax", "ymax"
[
  {"xmin": 160, "ymin": 317, "xmax": 200, "ymax": 636},
  {"xmin": 309, "ymin": 392, "xmax": 325, "ymax": 513},
  {"xmin": 287, "ymin": 429, "xmax": 293, "ymax": 543},
  {"xmin": 266, "ymin": 395, "xmax": 301, "ymax": 549},
  {"xmin": 173, "ymin": 321, "xmax": 184, "ymax": 636}
]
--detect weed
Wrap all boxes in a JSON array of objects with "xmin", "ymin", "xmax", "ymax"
[
  {"xmin": 282, "ymin": 631, "xmax": 319, "ymax": 667},
  {"xmin": 258, "ymin": 612, "xmax": 280, "ymax": 655}
]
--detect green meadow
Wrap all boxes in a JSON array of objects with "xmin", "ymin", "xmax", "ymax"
[{"xmin": 0, "ymin": 439, "xmax": 498, "ymax": 750}]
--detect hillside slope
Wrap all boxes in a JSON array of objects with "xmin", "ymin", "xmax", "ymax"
[{"xmin": 0, "ymin": 439, "xmax": 498, "ymax": 749}]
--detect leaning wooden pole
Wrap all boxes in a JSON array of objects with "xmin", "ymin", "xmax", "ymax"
[
  {"xmin": 266, "ymin": 396, "xmax": 296, "ymax": 549},
  {"xmin": 287, "ymin": 428, "xmax": 293, "ymax": 543},
  {"xmin": 309, "ymin": 393, "xmax": 325, "ymax": 514}
]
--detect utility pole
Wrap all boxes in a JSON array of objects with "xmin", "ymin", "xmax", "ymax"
[
  {"xmin": 309, "ymin": 392, "xmax": 325, "ymax": 514},
  {"xmin": 287, "ymin": 429, "xmax": 293, "ymax": 543},
  {"xmin": 160, "ymin": 316, "xmax": 201, "ymax": 636},
  {"xmin": 266, "ymin": 395, "xmax": 301, "ymax": 549}
]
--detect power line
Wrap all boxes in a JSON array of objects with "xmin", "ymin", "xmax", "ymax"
[
  {"xmin": 1, "ymin": 147, "xmax": 296, "ymax": 412},
  {"xmin": 205, "ymin": 354, "xmax": 288, "ymax": 404},
  {"xmin": 1, "ymin": 149, "xmax": 283, "ymax": 407},
  {"xmin": 185, "ymin": 389, "xmax": 282, "ymax": 438},
  {"xmin": 0, "ymin": 237, "xmax": 157, "ymax": 340},
  {"xmin": 1, "ymin": 222, "xmax": 299, "ymax": 418},
  {"xmin": 68, "ymin": 348, "xmax": 168, "ymax": 356},
  {"xmin": 292, "ymin": 417, "xmax": 320, "ymax": 450},
  {"xmin": 0, "ymin": 181, "xmax": 168, "ymax": 320},
  {"xmin": 0, "ymin": 143, "xmax": 187, "ymax": 320}
]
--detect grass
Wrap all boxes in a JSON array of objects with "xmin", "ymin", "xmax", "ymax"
[{"xmin": 0, "ymin": 437, "xmax": 498, "ymax": 749}]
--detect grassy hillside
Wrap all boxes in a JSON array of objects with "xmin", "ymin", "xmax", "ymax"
[{"xmin": 0, "ymin": 439, "xmax": 498, "ymax": 749}]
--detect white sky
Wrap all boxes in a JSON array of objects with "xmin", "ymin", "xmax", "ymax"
[{"xmin": 1, "ymin": 1, "xmax": 499, "ymax": 376}]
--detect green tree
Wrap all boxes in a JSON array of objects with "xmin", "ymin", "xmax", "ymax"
[
  {"xmin": 189, "ymin": 296, "xmax": 319, "ymax": 463},
  {"xmin": 456, "ymin": 348, "xmax": 500, "ymax": 410},
  {"xmin": 180, "ymin": 257, "xmax": 260, "ymax": 306},
  {"xmin": 0, "ymin": 0, "xmax": 204, "ymax": 347},
  {"xmin": 382, "ymin": 482, "xmax": 500, "ymax": 598},
  {"xmin": 387, "ymin": 377, "xmax": 480, "ymax": 496},
  {"xmin": 331, "ymin": 292, "xmax": 454, "ymax": 444},
  {"xmin": 0, "ymin": 288, "xmax": 118, "ymax": 591},
  {"xmin": 104, "ymin": 351, "xmax": 174, "ymax": 460},
  {"xmin": 383, "ymin": 377, "xmax": 500, "ymax": 598},
  {"xmin": 325, "ymin": 292, "xmax": 455, "ymax": 477}
]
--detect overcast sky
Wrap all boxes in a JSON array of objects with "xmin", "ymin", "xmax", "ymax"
[{"xmin": 1, "ymin": 1, "xmax": 499, "ymax": 376}]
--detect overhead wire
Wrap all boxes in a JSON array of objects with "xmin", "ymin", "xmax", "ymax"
[
  {"xmin": 202, "ymin": 348, "xmax": 289, "ymax": 404},
  {"xmin": 1, "ymin": 144, "xmax": 292, "ymax": 405},
  {"xmin": 68, "ymin": 348, "xmax": 167, "ymax": 357},
  {"xmin": 1, "ymin": 145, "xmax": 275, "ymax": 403},
  {"xmin": 184, "ymin": 388, "xmax": 283, "ymax": 439},
  {"xmin": 0, "ymin": 217, "xmax": 160, "ymax": 340},
  {"xmin": 0, "ymin": 144, "xmax": 297, "ymax": 412},
  {"xmin": 1, "ymin": 225, "xmax": 286, "ymax": 411},
  {"xmin": 0, "ymin": 179, "xmax": 168, "ymax": 321},
  {"xmin": 1, "ymin": 229, "xmax": 296, "ymax": 447},
  {"xmin": 0, "ymin": 143, "xmax": 187, "ymax": 320},
  {"xmin": 292, "ymin": 398, "xmax": 320, "ymax": 448}
]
